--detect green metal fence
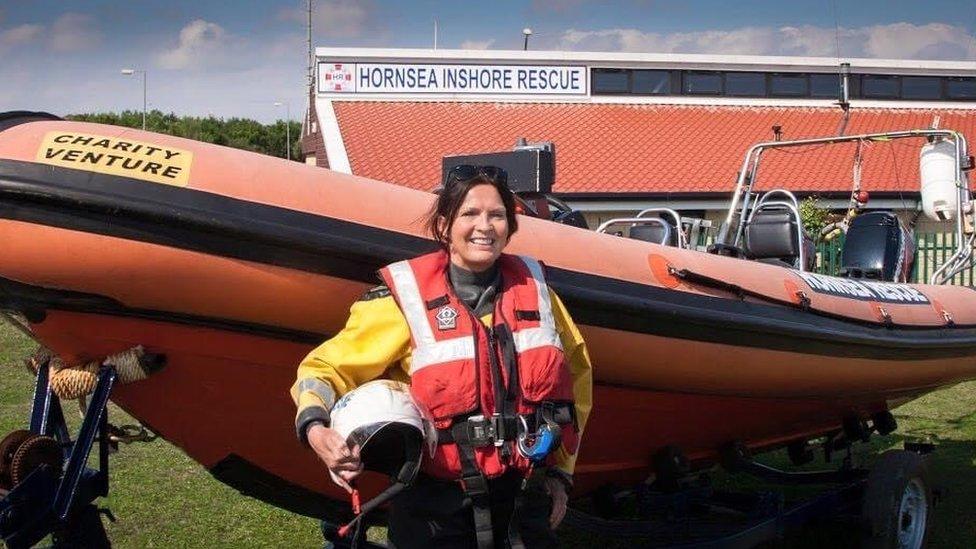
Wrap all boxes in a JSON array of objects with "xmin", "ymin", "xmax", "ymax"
[{"xmin": 815, "ymin": 232, "xmax": 974, "ymax": 286}]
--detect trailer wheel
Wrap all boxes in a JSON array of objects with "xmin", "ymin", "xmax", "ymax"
[
  {"xmin": 861, "ymin": 450, "xmax": 931, "ymax": 549},
  {"xmin": 0, "ymin": 430, "xmax": 33, "ymax": 489}
]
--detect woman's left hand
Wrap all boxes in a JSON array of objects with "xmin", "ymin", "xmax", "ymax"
[{"xmin": 543, "ymin": 476, "xmax": 568, "ymax": 529}]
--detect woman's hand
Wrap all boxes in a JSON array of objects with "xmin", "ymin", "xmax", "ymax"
[
  {"xmin": 307, "ymin": 423, "xmax": 362, "ymax": 493},
  {"xmin": 543, "ymin": 475, "xmax": 569, "ymax": 529}
]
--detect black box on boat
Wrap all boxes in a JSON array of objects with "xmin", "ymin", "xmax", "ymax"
[{"xmin": 442, "ymin": 148, "xmax": 554, "ymax": 194}]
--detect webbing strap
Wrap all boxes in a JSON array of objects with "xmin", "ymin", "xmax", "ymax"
[{"xmin": 457, "ymin": 443, "xmax": 494, "ymax": 549}]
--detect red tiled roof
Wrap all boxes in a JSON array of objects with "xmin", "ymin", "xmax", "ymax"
[{"xmin": 333, "ymin": 102, "xmax": 976, "ymax": 194}]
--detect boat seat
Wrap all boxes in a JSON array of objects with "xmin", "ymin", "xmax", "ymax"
[
  {"xmin": 744, "ymin": 209, "xmax": 800, "ymax": 261},
  {"xmin": 629, "ymin": 220, "xmax": 678, "ymax": 247}
]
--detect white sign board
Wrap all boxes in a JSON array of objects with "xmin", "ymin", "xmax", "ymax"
[{"xmin": 318, "ymin": 62, "xmax": 587, "ymax": 95}]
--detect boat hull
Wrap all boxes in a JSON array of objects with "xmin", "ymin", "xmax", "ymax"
[{"xmin": 28, "ymin": 309, "xmax": 898, "ymax": 512}]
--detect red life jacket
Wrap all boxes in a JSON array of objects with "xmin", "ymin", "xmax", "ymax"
[{"xmin": 379, "ymin": 250, "xmax": 576, "ymax": 480}]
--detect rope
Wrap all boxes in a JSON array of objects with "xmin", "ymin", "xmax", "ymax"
[{"xmin": 25, "ymin": 346, "xmax": 151, "ymax": 400}]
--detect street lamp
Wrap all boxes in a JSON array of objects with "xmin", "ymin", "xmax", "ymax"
[
  {"xmin": 522, "ymin": 28, "xmax": 533, "ymax": 51},
  {"xmin": 274, "ymin": 101, "xmax": 291, "ymax": 161},
  {"xmin": 120, "ymin": 68, "xmax": 148, "ymax": 130}
]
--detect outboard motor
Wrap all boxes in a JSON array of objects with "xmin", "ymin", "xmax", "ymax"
[{"xmin": 839, "ymin": 212, "xmax": 915, "ymax": 282}]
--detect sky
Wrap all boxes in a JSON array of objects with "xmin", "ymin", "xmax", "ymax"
[{"xmin": 1, "ymin": 0, "xmax": 975, "ymax": 123}]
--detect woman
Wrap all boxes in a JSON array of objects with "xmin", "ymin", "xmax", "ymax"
[{"xmin": 291, "ymin": 165, "xmax": 593, "ymax": 549}]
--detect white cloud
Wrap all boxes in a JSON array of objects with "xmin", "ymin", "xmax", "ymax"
[
  {"xmin": 157, "ymin": 19, "xmax": 227, "ymax": 70},
  {"xmin": 0, "ymin": 23, "xmax": 43, "ymax": 52},
  {"xmin": 460, "ymin": 38, "xmax": 496, "ymax": 50},
  {"xmin": 862, "ymin": 22, "xmax": 976, "ymax": 60},
  {"xmin": 543, "ymin": 22, "xmax": 976, "ymax": 60},
  {"xmin": 279, "ymin": 0, "xmax": 378, "ymax": 39},
  {"xmin": 49, "ymin": 12, "xmax": 102, "ymax": 52}
]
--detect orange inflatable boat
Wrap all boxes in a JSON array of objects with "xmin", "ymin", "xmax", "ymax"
[{"xmin": 1, "ymin": 112, "xmax": 975, "ymax": 520}]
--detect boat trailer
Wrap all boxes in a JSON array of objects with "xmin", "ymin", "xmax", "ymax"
[
  {"xmin": 1, "ymin": 356, "xmax": 937, "ymax": 548},
  {"xmin": 0, "ymin": 351, "xmax": 164, "ymax": 548},
  {"xmin": 564, "ymin": 435, "xmax": 936, "ymax": 548}
]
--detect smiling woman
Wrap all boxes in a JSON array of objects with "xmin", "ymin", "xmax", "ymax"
[
  {"xmin": 292, "ymin": 164, "xmax": 593, "ymax": 549},
  {"xmin": 429, "ymin": 165, "xmax": 518, "ymax": 272}
]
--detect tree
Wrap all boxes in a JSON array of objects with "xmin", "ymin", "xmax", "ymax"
[
  {"xmin": 798, "ymin": 196, "xmax": 831, "ymax": 239},
  {"xmin": 66, "ymin": 111, "xmax": 301, "ymax": 161}
]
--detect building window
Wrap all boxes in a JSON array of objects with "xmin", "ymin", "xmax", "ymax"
[
  {"xmin": 725, "ymin": 72, "xmax": 766, "ymax": 96},
  {"xmin": 770, "ymin": 73, "xmax": 808, "ymax": 96},
  {"xmin": 683, "ymin": 71, "xmax": 722, "ymax": 95},
  {"xmin": 587, "ymin": 67, "xmax": 973, "ymax": 102},
  {"xmin": 810, "ymin": 74, "xmax": 840, "ymax": 98},
  {"xmin": 862, "ymin": 75, "xmax": 899, "ymax": 98},
  {"xmin": 632, "ymin": 70, "xmax": 671, "ymax": 94},
  {"xmin": 901, "ymin": 76, "xmax": 943, "ymax": 100},
  {"xmin": 947, "ymin": 77, "xmax": 976, "ymax": 100},
  {"xmin": 592, "ymin": 69, "xmax": 630, "ymax": 93}
]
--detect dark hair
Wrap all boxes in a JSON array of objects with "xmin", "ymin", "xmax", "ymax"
[{"xmin": 424, "ymin": 165, "xmax": 519, "ymax": 248}]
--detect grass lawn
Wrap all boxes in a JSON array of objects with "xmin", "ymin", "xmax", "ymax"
[{"xmin": 2, "ymin": 318, "xmax": 975, "ymax": 547}]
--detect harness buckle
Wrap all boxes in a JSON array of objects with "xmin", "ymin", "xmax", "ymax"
[
  {"xmin": 465, "ymin": 414, "xmax": 492, "ymax": 446},
  {"xmin": 490, "ymin": 414, "xmax": 507, "ymax": 447},
  {"xmin": 460, "ymin": 473, "xmax": 489, "ymax": 496}
]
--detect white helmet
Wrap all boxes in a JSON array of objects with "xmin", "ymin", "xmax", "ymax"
[{"xmin": 329, "ymin": 380, "xmax": 436, "ymax": 487}]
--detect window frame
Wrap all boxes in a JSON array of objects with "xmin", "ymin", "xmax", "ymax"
[{"xmin": 682, "ymin": 71, "xmax": 724, "ymax": 96}]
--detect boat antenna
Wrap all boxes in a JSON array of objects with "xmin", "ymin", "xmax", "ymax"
[
  {"xmin": 307, "ymin": 0, "xmax": 314, "ymax": 95},
  {"xmin": 830, "ymin": 0, "xmax": 851, "ymax": 136}
]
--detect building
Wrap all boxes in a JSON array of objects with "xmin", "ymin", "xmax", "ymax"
[{"xmin": 301, "ymin": 47, "xmax": 976, "ymax": 236}]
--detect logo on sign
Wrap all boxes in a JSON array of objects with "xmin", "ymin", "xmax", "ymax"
[
  {"xmin": 321, "ymin": 63, "xmax": 355, "ymax": 92},
  {"xmin": 435, "ymin": 305, "xmax": 459, "ymax": 331}
]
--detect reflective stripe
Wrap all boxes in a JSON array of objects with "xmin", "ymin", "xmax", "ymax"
[
  {"xmin": 295, "ymin": 378, "xmax": 336, "ymax": 410},
  {"xmin": 515, "ymin": 256, "xmax": 557, "ymax": 332},
  {"xmin": 513, "ymin": 326, "xmax": 562, "ymax": 353},
  {"xmin": 411, "ymin": 336, "xmax": 476, "ymax": 374},
  {"xmin": 387, "ymin": 261, "xmax": 436, "ymax": 347}
]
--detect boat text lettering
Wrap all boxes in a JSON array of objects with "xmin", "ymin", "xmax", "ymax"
[
  {"xmin": 796, "ymin": 272, "xmax": 930, "ymax": 304},
  {"xmin": 36, "ymin": 132, "xmax": 192, "ymax": 187},
  {"xmin": 338, "ymin": 62, "xmax": 587, "ymax": 95}
]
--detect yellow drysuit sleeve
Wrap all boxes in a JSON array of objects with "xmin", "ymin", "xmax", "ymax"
[
  {"xmin": 290, "ymin": 290, "xmax": 411, "ymax": 445},
  {"xmin": 548, "ymin": 290, "xmax": 593, "ymax": 477}
]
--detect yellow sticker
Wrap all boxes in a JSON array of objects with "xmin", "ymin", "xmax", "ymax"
[{"xmin": 35, "ymin": 131, "xmax": 193, "ymax": 187}]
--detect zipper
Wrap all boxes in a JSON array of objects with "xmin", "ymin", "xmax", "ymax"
[{"xmin": 442, "ymin": 269, "xmax": 486, "ymax": 417}]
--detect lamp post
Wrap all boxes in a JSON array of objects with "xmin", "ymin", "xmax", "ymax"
[
  {"xmin": 274, "ymin": 101, "xmax": 291, "ymax": 161},
  {"xmin": 120, "ymin": 68, "xmax": 148, "ymax": 130},
  {"xmin": 522, "ymin": 28, "xmax": 532, "ymax": 51}
]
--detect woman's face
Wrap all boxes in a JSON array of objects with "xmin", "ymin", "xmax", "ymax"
[{"xmin": 443, "ymin": 183, "xmax": 510, "ymax": 272}]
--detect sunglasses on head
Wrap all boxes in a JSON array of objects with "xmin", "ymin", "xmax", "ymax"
[{"xmin": 447, "ymin": 164, "xmax": 508, "ymax": 186}]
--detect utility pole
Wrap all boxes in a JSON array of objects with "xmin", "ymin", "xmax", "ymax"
[
  {"xmin": 307, "ymin": 0, "xmax": 314, "ymax": 94},
  {"xmin": 120, "ymin": 68, "xmax": 148, "ymax": 130}
]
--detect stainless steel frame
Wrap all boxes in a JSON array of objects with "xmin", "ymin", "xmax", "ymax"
[{"xmin": 715, "ymin": 130, "xmax": 972, "ymax": 285}]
